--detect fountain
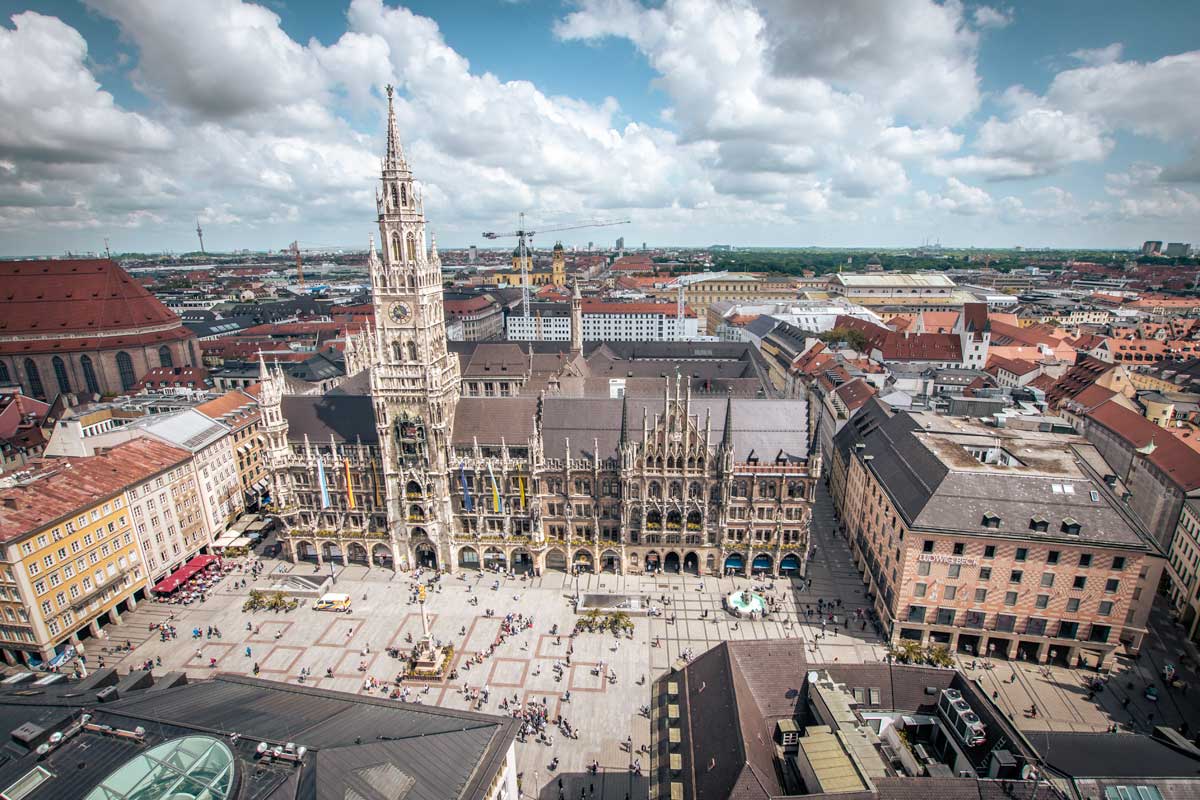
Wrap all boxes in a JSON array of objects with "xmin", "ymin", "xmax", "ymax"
[{"xmin": 725, "ymin": 589, "xmax": 767, "ymax": 618}]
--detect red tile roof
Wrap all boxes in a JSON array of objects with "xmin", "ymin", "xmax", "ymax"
[
  {"xmin": 835, "ymin": 316, "xmax": 962, "ymax": 362},
  {"xmin": 833, "ymin": 377, "xmax": 876, "ymax": 412},
  {"xmin": 1046, "ymin": 355, "xmax": 1114, "ymax": 409},
  {"xmin": 134, "ymin": 366, "xmax": 210, "ymax": 391},
  {"xmin": 0, "ymin": 260, "xmax": 184, "ymax": 354},
  {"xmin": 0, "ymin": 438, "xmax": 192, "ymax": 541},
  {"xmin": 444, "ymin": 295, "xmax": 497, "ymax": 314},
  {"xmin": 1085, "ymin": 400, "xmax": 1200, "ymax": 492}
]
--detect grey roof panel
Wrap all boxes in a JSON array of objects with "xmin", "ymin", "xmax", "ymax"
[{"xmin": 282, "ymin": 395, "xmax": 379, "ymax": 444}]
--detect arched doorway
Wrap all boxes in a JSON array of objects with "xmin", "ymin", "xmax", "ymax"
[
  {"xmin": 683, "ymin": 552, "xmax": 699, "ymax": 574},
  {"xmin": 347, "ymin": 542, "xmax": 368, "ymax": 564},
  {"xmin": 780, "ymin": 553, "xmax": 801, "ymax": 575},
  {"xmin": 321, "ymin": 542, "xmax": 343, "ymax": 564},
  {"xmin": 546, "ymin": 548, "xmax": 567, "ymax": 572},
  {"xmin": 664, "ymin": 552, "xmax": 681, "ymax": 573},
  {"xmin": 724, "ymin": 553, "xmax": 745, "ymax": 575},
  {"xmin": 573, "ymin": 549, "xmax": 594, "ymax": 574},
  {"xmin": 483, "ymin": 547, "xmax": 506, "ymax": 572},
  {"xmin": 601, "ymin": 549, "xmax": 620, "ymax": 573},
  {"xmin": 458, "ymin": 546, "xmax": 480, "ymax": 570},
  {"xmin": 511, "ymin": 547, "xmax": 533, "ymax": 574},
  {"xmin": 414, "ymin": 543, "xmax": 437, "ymax": 569},
  {"xmin": 752, "ymin": 553, "xmax": 773, "ymax": 575},
  {"xmin": 372, "ymin": 544, "xmax": 393, "ymax": 567},
  {"xmin": 295, "ymin": 540, "xmax": 317, "ymax": 562},
  {"xmin": 644, "ymin": 550, "xmax": 661, "ymax": 573}
]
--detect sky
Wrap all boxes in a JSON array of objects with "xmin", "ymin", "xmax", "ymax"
[{"xmin": 0, "ymin": 0, "xmax": 1198, "ymax": 256}]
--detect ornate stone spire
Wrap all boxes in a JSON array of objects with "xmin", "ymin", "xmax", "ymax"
[
  {"xmin": 720, "ymin": 395, "xmax": 734, "ymax": 450},
  {"xmin": 383, "ymin": 84, "xmax": 407, "ymax": 172}
]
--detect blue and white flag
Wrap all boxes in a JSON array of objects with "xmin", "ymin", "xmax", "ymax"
[
  {"xmin": 316, "ymin": 455, "xmax": 331, "ymax": 509},
  {"xmin": 459, "ymin": 462, "xmax": 473, "ymax": 512}
]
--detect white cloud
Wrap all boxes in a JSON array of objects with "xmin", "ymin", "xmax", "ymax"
[
  {"xmin": 938, "ymin": 107, "xmax": 1111, "ymax": 179},
  {"xmin": 915, "ymin": 177, "xmax": 992, "ymax": 215},
  {"xmin": 1069, "ymin": 42, "xmax": 1123, "ymax": 66},
  {"xmin": 972, "ymin": 6, "xmax": 1013, "ymax": 30}
]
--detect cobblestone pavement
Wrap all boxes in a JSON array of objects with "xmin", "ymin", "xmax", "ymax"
[{"xmin": 93, "ymin": 483, "xmax": 1200, "ymax": 797}]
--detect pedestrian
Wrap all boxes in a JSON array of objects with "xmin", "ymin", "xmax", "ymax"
[{"xmin": 992, "ymin": 690, "xmax": 999, "ymax": 702}]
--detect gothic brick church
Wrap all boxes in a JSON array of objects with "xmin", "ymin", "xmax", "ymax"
[{"xmin": 261, "ymin": 87, "xmax": 816, "ymax": 577}]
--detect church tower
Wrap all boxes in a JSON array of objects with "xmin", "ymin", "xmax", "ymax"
[
  {"xmin": 551, "ymin": 241, "xmax": 566, "ymax": 287},
  {"xmin": 368, "ymin": 85, "xmax": 461, "ymax": 569}
]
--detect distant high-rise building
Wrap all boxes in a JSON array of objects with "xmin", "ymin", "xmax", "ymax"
[
  {"xmin": 1164, "ymin": 242, "xmax": 1191, "ymax": 258},
  {"xmin": 587, "ymin": 241, "xmax": 593, "ymax": 252},
  {"xmin": 642, "ymin": 242, "xmax": 647, "ymax": 251},
  {"xmin": 1141, "ymin": 240, "xmax": 1163, "ymax": 256},
  {"xmin": 616, "ymin": 236, "xmax": 625, "ymax": 252},
  {"xmin": 468, "ymin": 245, "xmax": 477, "ymax": 263}
]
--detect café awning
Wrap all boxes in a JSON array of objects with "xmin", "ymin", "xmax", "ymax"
[{"xmin": 152, "ymin": 554, "xmax": 221, "ymax": 594}]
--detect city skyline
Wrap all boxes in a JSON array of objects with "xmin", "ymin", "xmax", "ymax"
[{"xmin": 0, "ymin": 0, "xmax": 1198, "ymax": 256}]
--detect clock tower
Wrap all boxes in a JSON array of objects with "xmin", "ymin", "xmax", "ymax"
[{"xmin": 368, "ymin": 84, "xmax": 460, "ymax": 569}]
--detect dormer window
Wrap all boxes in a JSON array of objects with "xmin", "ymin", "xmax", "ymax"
[
  {"xmin": 1029, "ymin": 516, "xmax": 1049, "ymax": 532},
  {"xmin": 981, "ymin": 512, "xmax": 1001, "ymax": 529},
  {"xmin": 1061, "ymin": 517, "xmax": 1081, "ymax": 535}
]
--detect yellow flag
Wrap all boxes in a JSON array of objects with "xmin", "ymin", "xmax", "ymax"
[
  {"xmin": 518, "ymin": 475, "xmax": 526, "ymax": 511},
  {"xmin": 344, "ymin": 458, "xmax": 356, "ymax": 510}
]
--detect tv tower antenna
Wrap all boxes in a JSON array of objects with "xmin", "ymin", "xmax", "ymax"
[{"xmin": 195, "ymin": 219, "xmax": 206, "ymax": 254}]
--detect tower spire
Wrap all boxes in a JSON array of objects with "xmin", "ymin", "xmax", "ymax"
[
  {"xmin": 619, "ymin": 392, "xmax": 629, "ymax": 447},
  {"xmin": 720, "ymin": 395, "xmax": 734, "ymax": 449},
  {"xmin": 384, "ymin": 84, "xmax": 407, "ymax": 171}
]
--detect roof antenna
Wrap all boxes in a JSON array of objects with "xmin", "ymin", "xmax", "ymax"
[{"xmin": 104, "ymin": 238, "xmax": 112, "ymax": 259}]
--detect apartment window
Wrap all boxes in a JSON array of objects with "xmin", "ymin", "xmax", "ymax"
[
  {"xmin": 1079, "ymin": 553, "xmax": 1093, "ymax": 567},
  {"xmin": 1098, "ymin": 601, "xmax": 1114, "ymax": 616},
  {"xmin": 944, "ymin": 586, "xmax": 957, "ymax": 600},
  {"xmin": 1066, "ymin": 598, "xmax": 1081, "ymax": 612},
  {"xmin": 984, "ymin": 545, "xmax": 995, "ymax": 559},
  {"xmin": 917, "ymin": 562, "xmax": 931, "ymax": 576},
  {"xmin": 1073, "ymin": 575, "xmax": 1087, "ymax": 590},
  {"xmin": 914, "ymin": 583, "xmax": 927, "ymax": 598},
  {"xmin": 1105, "ymin": 578, "xmax": 1119, "ymax": 593},
  {"xmin": 974, "ymin": 588, "xmax": 987, "ymax": 602},
  {"xmin": 1041, "ymin": 572, "xmax": 1055, "ymax": 588},
  {"xmin": 922, "ymin": 540, "xmax": 934, "ymax": 553},
  {"xmin": 948, "ymin": 564, "xmax": 961, "ymax": 579},
  {"xmin": 1016, "ymin": 547, "xmax": 1028, "ymax": 562},
  {"xmin": 1004, "ymin": 591, "xmax": 1018, "ymax": 606},
  {"xmin": 953, "ymin": 542, "xmax": 965, "ymax": 556},
  {"xmin": 906, "ymin": 606, "xmax": 926, "ymax": 623},
  {"xmin": 1047, "ymin": 550, "xmax": 1060, "ymax": 565},
  {"xmin": 1112, "ymin": 556, "xmax": 1126, "ymax": 571},
  {"xmin": 979, "ymin": 567, "xmax": 991, "ymax": 580},
  {"xmin": 1010, "ymin": 570, "xmax": 1023, "ymax": 584},
  {"xmin": 1035, "ymin": 594, "xmax": 1049, "ymax": 609}
]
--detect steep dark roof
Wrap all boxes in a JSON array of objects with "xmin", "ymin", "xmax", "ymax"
[
  {"xmin": 1026, "ymin": 731, "xmax": 1200, "ymax": 778},
  {"xmin": 281, "ymin": 394, "xmax": 378, "ymax": 444}
]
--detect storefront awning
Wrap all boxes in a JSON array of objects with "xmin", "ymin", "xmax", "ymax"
[{"xmin": 152, "ymin": 554, "xmax": 221, "ymax": 594}]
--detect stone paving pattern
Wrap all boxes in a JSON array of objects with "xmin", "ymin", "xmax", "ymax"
[{"xmin": 93, "ymin": 486, "xmax": 1200, "ymax": 799}]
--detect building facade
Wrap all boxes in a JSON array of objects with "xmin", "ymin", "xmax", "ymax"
[
  {"xmin": 125, "ymin": 447, "xmax": 209, "ymax": 587},
  {"xmin": 831, "ymin": 400, "xmax": 1162, "ymax": 669},
  {"xmin": 1166, "ymin": 499, "xmax": 1200, "ymax": 643},
  {"xmin": 262, "ymin": 89, "xmax": 816, "ymax": 579}
]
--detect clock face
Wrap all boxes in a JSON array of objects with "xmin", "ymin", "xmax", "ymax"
[{"xmin": 389, "ymin": 302, "xmax": 411, "ymax": 323}]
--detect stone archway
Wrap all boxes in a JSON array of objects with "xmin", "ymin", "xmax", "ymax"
[
  {"xmin": 752, "ymin": 553, "xmax": 773, "ymax": 575},
  {"xmin": 664, "ymin": 552, "xmax": 681, "ymax": 573},
  {"xmin": 683, "ymin": 551, "xmax": 699, "ymax": 574},
  {"xmin": 644, "ymin": 550, "xmax": 661, "ymax": 573},
  {"xmin": 724, "ymin": 553, "xmax": 746, "ymax": 575},
  {"xmin": 545, "ymin": 548, "xmax": 567, "ymax": 572},
  {"xmin": 780, "ymin": 553, "xmax": 801, "ymax": 575},
  {"xmin": 414, "ymin": 542, "xmax": 437, "ymax": 569},
  {"xmin": 601, "ymin": 549, "xmax": 620, "ymax": 573},
  {"xmin": 458, "ymin": 546, "xmax": 480, "ymax": 570},
  {"xmin": 347, "ymin": 542, "xmax": 368, "ymax": 564},
  {"xmin": 372, "ymin": 543, "xmax": 393, "ymax": 567},
  {"xmin": 573, "ymin": 549, "xmax": 594, "ymax": 574},
  {"xmin": 483, "ymin": 547, "xmax": 506, "ymax": 571},
  {"xmin": 511, "ymin": 547, "xmax": 534, "ymax": 574},
  {"xmin": 321, "ymin": 542, "xmax": 343, "ymax": 564},
  {"xmin": 295, "ymin": 540, "xmax": 317, "ymax": 562}
]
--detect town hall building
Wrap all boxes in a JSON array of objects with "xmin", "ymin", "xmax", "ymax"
[{"xmin": 260, "ymin": 87, "xmax": 816, "ymax": 577}]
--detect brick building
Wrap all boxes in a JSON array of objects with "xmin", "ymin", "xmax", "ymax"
[
  {"xmin": 831, "ymin": 399, "xmax": 1163, "ymax": 669},
  {"xmin": 0, "ymin": 259, "xmax": 198, "ymax": 400}
]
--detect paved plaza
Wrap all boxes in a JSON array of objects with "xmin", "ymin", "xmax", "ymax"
[{"xmin": 91, "ymin": 487, "xmax": 1200, "ymax": 799}]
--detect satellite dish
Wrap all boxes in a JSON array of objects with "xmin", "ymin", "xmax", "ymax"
[{"xmin": 1020, "ymin": 764, "xmax": 1038, "ymax": 780}]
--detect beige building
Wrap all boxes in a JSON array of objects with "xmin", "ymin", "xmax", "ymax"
[
  {"xmin": 825, "ymin": 273, "xmax": 978, "ymax": 312},
  {"xmin": 647, "ymin": 273, "xmax": 797, "ymax": 333},
  {"xmin": 0, "ymin": 439, "xmax": 187, "ymax": 665},
  {"xmin": 197, "ymin": 390, "xmax": 267, "ymax": 509},
  {"xmin": 124, "ymin": 446, "xmax": 208, "ymax": 587},
  {"xmin": 1166, "ymin": 499, "xmax": 1200, "ymax": 643},
  {"xmin": 831, "ymin": 399, "xmax": 1163, "ymax": 670}
]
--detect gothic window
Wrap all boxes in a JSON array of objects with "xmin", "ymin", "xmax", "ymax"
[
  {"xmin": 24, "ymin": 359, "xmax": 44, "ymax": 398},
  {"xmin": 391, "ymin": 184, "xmax": 399, "ymax": 209},
  {"xmin": 697, "ymin": 457, "xmax": 705, "ymax": 470},
  {"xmin": 648, "ymin": 481, "xmax": 661, "ymax": 499},
  {"xmin": 667, "ymin": 456, "xmax": 677, "ymax": 470},
  {"xmin": 406, "ymin": 341, "xmax": 418, "ymax": 361},
  {"xmin": 733, "ymin": 480, "xmax": 748, "ymax": 497},
  {"xmin": 390, "ymin": 232, "xmax": 401, "ymax": 263},
  {"xmin": 669, "ymin": 482, "xmax": 682, "ymax": 500},
  {"xmin": 393, "ymin": 341, "xmax": 404, "ymax": 362},
  {"xmin": 687, "ymin": 457, "xmax": 696, "ymax": 469},
  {"xmin": 710, "ymin": 485, "xmax": 720, "ymax": 502},
  {"xmin": 655, "ymin": 456, "xmax": 663, "ymax": 469},
  {"xmin": 79, "ymin": 356, "xmax": 99, "ymax": 395},
  {"xmin": 400, "ymin": 183, "xmax": 407, "ymax": 207},
  {"xmin": 762, "ymin": 482, "xmax": 778, "ymax": 499},
  {"xmin": 788, "ymin": 481, "xmax": 803, "ymax": 499},
  {"xmin": 158, "ymin": 346, "xmax": 173, "ymax": 368},
  {"xmin": 116, "ymin": 351, "xmax": 136, "ymax": 390},
  {"xmin": 406, "ymin": 233, "xmax": 417, "ymax": 262},
  {"xmin": 688, "ymin": 482, "xmax": 702, "ymax": 499},
  {"xmin": 52, "ymin": 356, "xmax": 71, "ymax": 394}
]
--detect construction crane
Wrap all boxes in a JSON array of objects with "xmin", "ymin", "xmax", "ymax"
[
  {"xmin": 482, "ymin": 214, "xmax": 629, "ymax": 317},
  {"xmin": 665, "ymin": 271, "xmax": 730, "ymax": 327},
  {"xmin": 291, "ymin": 240, "xmax": 304, "ymax": 288}
]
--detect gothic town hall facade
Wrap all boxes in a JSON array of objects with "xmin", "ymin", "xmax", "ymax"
[{"xmin": 261, "ymin": 89, "xmax": 816, "ymax": 577}]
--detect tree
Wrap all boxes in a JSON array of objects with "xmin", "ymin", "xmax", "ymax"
[{"xmin": 819, "ymin": 326, "xmax": 870, "ymax": 352}]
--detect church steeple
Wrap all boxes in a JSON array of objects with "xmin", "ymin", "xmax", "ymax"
[{"xmin": 384, "ymin": 84, "xmax": 407, "ymax": 172}]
